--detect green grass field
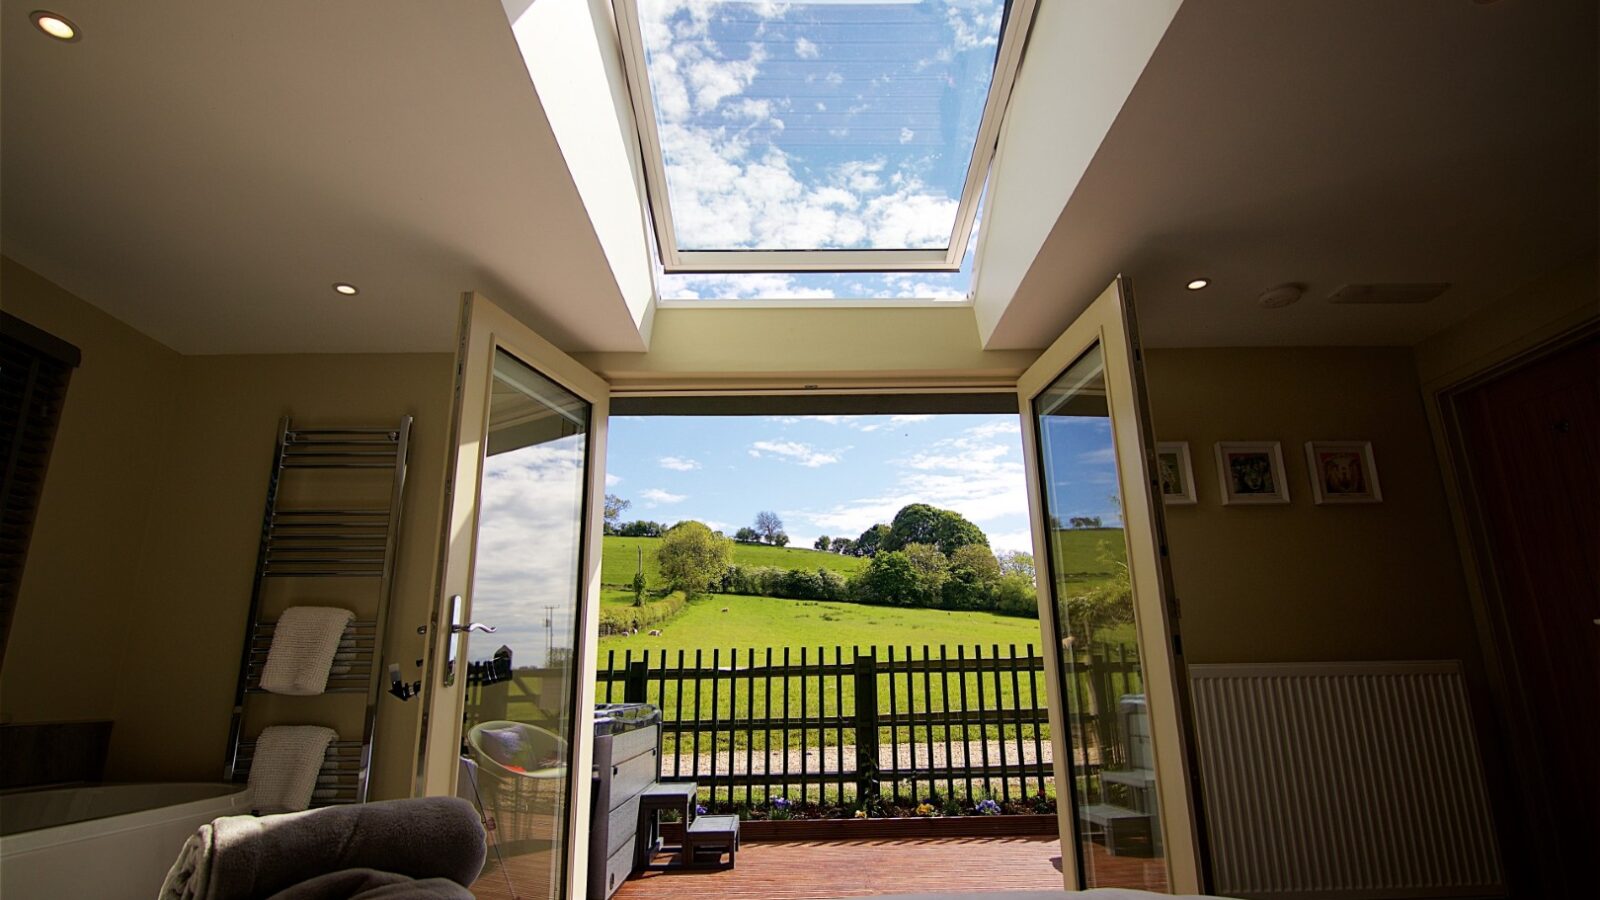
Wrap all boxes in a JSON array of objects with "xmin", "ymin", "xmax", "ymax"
[
  {"xmin": 598, "ymin": 593, "xmax": 1044, "ymax": 658},
  {"xmin": 602, "ymin": 535, "xmax": 867, "ymax": 588}
]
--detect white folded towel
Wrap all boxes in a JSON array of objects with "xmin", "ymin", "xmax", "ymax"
[
  {"xmin": 248, "ymin": 725, "xmax": 338, "ymax": 814},
  {"xmin": 260, "ymin": 606, "xmax": 355, "ymax": 695}
]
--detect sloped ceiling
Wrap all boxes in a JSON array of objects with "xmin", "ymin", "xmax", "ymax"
[
  {"xmin": 982, "ymin": 0, "xmax": 1598, "ymax": 349},
  {"xmin": 1, "ymin": 0, "xmax": 647, "ymax": 354}
]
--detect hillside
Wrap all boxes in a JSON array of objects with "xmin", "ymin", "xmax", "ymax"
[
  {"xmin": 602, "ymin": 535, "xmax": 867, "ymax": 587},
  {"xmin": 597, "ymin": 593, "xmax": 1044, "ymax": 657},
  {"xmin": 604, "ymin": 529, "xmax": 1125, "ymax": 591}
]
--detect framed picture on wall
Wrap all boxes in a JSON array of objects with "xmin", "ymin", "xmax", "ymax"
[
  {"xmin": 1156, "ymin": 442, "xmax": 1197, "ymax": 505},
  {"xmin": 1214, "ymin": 441, "xmax": 1290, "ymax": 505},
  {"xmin": 1305, "ymin": 441, "xmax": 1382, "ymax": 504}
]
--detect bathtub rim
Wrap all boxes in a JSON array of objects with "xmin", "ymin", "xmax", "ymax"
[{"xmin": 0, "ymin": 782, "xmax": 252, "ymax": 856}]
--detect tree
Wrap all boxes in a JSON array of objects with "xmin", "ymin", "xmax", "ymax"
[
  {"xmin": 854, "ymin": 523, "xmax": 890, "ymax": 557},
  {"xmin": 992, "ymin": 574, "xmax": 1038, "ymax": 617},
  {"xmin": 903, "ymin": 542, "xmax": 950, "ymax": 606},
  {"xmin": 997, "ymin": 550, "xmax": 1036, "ymax": 584},
  {"xmin": 853, "ymin": 551, "xmax": 919, "ymax": 607},
  {"xmin": 945, "ymin": 544, "xmax": 1000, "ymax": 611},
  {"xmin": 618, "ymin": 520, "xmax": 666, "ymax": 537},
  {"xmin": 733, "ymin": 526, "xmax": 760, "ymax": 543},
  {"xmin": 814, "ymin": 535, "xmax": 831, "ymax": 551},
  {"xmin": 630, "ymin": 571, "xmax": 647, "ymax": 607},
  {"xmin": 883, "ymin": 503, "xmax": 989, "ymax": 556},
  {"xmin": 1068, "ymin": 516, "xmax": 1103, "ymax": 529},
  {"xmin": 656, "ymin": 521, "xmax": 732, "ymax": 598},
  {"xmin": 754, "ymin": 510, "xmax": 784, "ymax": 544},
  {"xmin": 604, "ymin": 494, "xmax": 630, "ymax": 533},
  {"xmin": 950, "ymin": 544, "xmax": 1000, "ymax": 582},
  {"xmin": 829, "ymin": 536, "xmax": 855, "ymax": 555},
  {"xmin": 772, "ymin": 532, "xmax": 790, "ymax": 547}
]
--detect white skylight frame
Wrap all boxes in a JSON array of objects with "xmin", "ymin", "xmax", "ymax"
[{"xmin": 613, "ymin": 0, "xmax": 1036, "ymax": 274}]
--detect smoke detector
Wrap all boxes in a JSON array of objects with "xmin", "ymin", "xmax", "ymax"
[
  {"xmin": 1257, "ymin": 283, "xmax": 1304, "ymax": 309},
  {"xmin": 1327, "ymin": 283, "xmax": 1451, "ymax": 304}
]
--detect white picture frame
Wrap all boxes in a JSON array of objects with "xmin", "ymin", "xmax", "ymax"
[
  {"xmin": 1214, "ymin": 441, "xmax": 1290, "ymax": 505},
  {"xmin": 1156, "ymin": 442, "xmax": 1197, "ymax": 505},
  {"xmin": 1305, "ymin": 440, "xmax": 1382, "ymax": 504}
]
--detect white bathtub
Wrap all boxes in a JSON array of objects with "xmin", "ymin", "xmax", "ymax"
[{"xmin": 0, "ymin": 783, "xmax": 252, "ymax": 900}]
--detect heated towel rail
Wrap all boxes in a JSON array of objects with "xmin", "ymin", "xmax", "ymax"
[{"xmin": 223, "ymin": 416, "xmax": 412, "ymax": 806}]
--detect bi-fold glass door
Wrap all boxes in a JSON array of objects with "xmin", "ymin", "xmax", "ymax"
[
  {"xmin": 417, "ymin": 292, "xmax": 609, "ymax": 900},
  {"xmin": 1018, "ymin": 277, "xmax": 1206, "ymax": 893},
  {"xmin": 417, "ymin": 281, "xmax": 1205, "ymax": 898}
]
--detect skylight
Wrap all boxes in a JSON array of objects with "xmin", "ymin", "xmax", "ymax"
[{"xmin": 617, "ymin": 0, "xmax": 1033, "ymax": 273}]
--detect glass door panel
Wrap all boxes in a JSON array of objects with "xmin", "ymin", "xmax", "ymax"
[
  {"xmin": 418, "ymin": 292, "xmax": 609, "ymax": 900},
  {"xmin": 460, "ymin": 350, "xmax": 592, "ymax": 900},
  {"xmin": 1033, "ymin": 343, "xmax": 1167, "ymax": 889},
  {"xmin": 1018, "ymin": 278, "xmax": 1204, "ymax": 894}
]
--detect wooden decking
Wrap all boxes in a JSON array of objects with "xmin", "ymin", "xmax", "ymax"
[
  {"xmin": 473, "ymin": 835, "xmax": 1168, "ymax": 899},
  {"xmin": 617, "ymin": 835, "xmax": 1064, "ymax": 899}
]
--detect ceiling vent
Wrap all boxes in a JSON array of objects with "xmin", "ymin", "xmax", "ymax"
[
  {"xmin": 1327, "ymin": 283, "xmax": 1451, "ymax": 304},
  {"xmin": 1257, "ymin": 283, "xmax": 1304, "ymax": 308}
]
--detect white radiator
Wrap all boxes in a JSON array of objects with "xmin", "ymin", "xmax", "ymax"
[{"xmin": 1189, "ymin": 661, "xmax": 1503, "ymax": 899}]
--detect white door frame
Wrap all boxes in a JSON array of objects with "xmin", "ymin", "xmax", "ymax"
[
  {"xmin": 416, "ymin": 291, "xmax": 610, "ymax": 897},
  {"xmin": 1016, "ymin": 277, "xmax": 1206, "ymax": 893}
]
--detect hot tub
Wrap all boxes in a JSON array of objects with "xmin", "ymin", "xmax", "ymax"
[{"xmin": 0, "ymin": 783, "xmax": 252, "ymax": 900}]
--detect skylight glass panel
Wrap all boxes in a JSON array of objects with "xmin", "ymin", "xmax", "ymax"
[
  {"xmin": 620, "ymin": 0, "xmax": 1027, "ymax": 272},
  {"xmin": 659, "ymin": 187, "xmax": 985, "ymax": 300}
]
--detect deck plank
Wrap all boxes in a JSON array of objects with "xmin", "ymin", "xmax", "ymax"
[{"xmin": 473, "ymin": 835, "xmax": 1168, "ymax": 899}]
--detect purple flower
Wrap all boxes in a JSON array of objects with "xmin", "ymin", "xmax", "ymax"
[
  {"xmin": 695, "ymin": 804, "xmax": 706, "ymax": 816},
  {"xmin": 976, "ymin": 799, "xmax": 1001, "ymax": 815},
  {"xmin": 772, "ymin": 797, "xmax": 790, "ymax": 809}
]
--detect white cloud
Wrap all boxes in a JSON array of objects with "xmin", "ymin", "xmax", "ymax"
[
  {"xmin": 748, "ymin": 440, "xmax": 843, "ymax": 467},
  {"xmin": 795, "ymin": 422, "xmax": 1026, "ymax": 536},
  {"xmin": 640, "ymin": 488, "xmax": 688, "ymax": 505},
  {"xmin": 986, "ymin": 529, "xmax": 1037, "ymax": 555},
  {"xmin": 659, "ymin": 456, "xmax": 702, "ymax": 471},
  {"xmin": 658, "ymin": 272, "xmax": 837, "ymax": 300},
  {"xmin": 471, "ymin": 441, "xmax": 587, "ymax": 666},
  {"xmin": 605, "ymin": 473, "xmax": 622, "ymax": 487},
  {"xmin": 899, "ymin": 127, "xmax": 914, "ymax": 144},
  {"xmin": 794, "ymin": 36, "xmax": 819, "ymax": 59}
]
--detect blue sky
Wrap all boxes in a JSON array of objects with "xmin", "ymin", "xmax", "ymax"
[
  {"xmin": 605, "ymin": 413, "xmax": 1125, "ymax": 554},
  {"xmin": 638, "ymin": 0, "xmax": 1003, "ymax": 300}
]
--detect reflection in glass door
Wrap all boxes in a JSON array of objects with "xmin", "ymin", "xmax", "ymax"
[
  {"xmin": 1018, "ymin": 278, "xmax": 1204, "ymax": 894},
  {"xmin": 1031, "ymin": 343, "xmax": 1168, "ymax": 891},
  {"xmin": 460, "ymin": 349, "xmax": 592, "ymax": 900}
]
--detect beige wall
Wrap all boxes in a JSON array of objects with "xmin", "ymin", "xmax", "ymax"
[
  {"xmin": 1414, "ymin": 252, "xmax": 1597, "ymax": 390},
  {"xmin": 2, "ymin": 258, "xmax": 183, "ymax": 726},
  {"xmin": 1144, "ymin": 347, "xmax": 1480, "ymax": 675},
  {"xmin": 2, "ymin": 259, "xmax": 451, "ymax": 799}
]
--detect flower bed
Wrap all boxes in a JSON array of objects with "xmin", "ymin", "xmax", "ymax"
[{"xmin": 657, "ymin": 793, "xmax": 1059, "ymax": 841}]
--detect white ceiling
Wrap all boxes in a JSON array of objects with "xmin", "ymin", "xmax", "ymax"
[
  {"xmin": 1, "ymin": 0, "xmax": 645, "ymax": 354},
  {"xmin": 2, "ymin": 0, "xmax": 1594, "ymax": 358},
  {"xmin": 985, "ymin": 0, "xmax": 1598, "ymax": 349}
]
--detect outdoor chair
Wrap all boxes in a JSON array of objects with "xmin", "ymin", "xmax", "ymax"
[{"xmin": 465, "ymin": 719, "xmax": 568, "ymax": 844}]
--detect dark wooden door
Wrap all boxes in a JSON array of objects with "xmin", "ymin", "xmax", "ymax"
[{"xmin": 1452, "ymin": 334, "xmax": 1598, "ymax": 897}]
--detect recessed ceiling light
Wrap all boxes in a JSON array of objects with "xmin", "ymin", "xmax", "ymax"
[
  {"xmin": 30, "ymin": 10, "xmax": 80, "ymax": 41},
  {"xmin": 1186, "ymin": 278, "xmax": 1210, "ymax": 291},
  {"xmin": 332, "ymin": 283, "xmax": 360, "ymax": 296}
]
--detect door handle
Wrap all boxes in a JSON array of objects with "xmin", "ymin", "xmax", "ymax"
[{"xmin": 452, "ymin": 622, "xmax": 499, "ymax": 634}]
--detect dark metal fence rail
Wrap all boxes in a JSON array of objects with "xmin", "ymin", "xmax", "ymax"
[{"xmin": 586, "ymin": 642, "xmax": 1141, "ymax": 807}]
